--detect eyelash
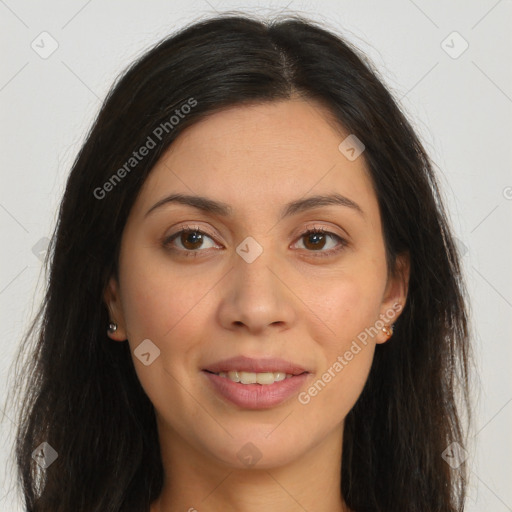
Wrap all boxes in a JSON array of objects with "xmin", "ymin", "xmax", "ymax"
[{"xmin": 162, "ymin": 224, "xmax": 348, "ymax": 258}]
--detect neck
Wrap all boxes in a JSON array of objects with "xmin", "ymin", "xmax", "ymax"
[{"xmin": 151, "ymin": 422, "xmax": 350, "ymax": 512}]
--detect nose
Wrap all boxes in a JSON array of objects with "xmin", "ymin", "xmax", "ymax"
[{"xmin": 216, "ymin": 244, "xmax": 297, "ymax": 335}]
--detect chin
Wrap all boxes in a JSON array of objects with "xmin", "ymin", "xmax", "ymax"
[{"xmin": 200, "ymin": 431, "xmax": 308, "ymax": 470}]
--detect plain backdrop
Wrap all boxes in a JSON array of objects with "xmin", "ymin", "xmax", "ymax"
[{"xmin": 1, "ymin": 0, "xmax": 511, "ymax": 510}]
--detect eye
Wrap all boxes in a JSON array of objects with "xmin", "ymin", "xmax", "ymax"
[
  {"xmin": 162, "ymin": 225, "xmax": 347, "ymax": 258},
  {"xmin": 163, "ymin": 225, "xmax": 220, "ymax": 256},
  {"xmin": 293, "ymin": 227, "xmax": 347, "ymax": 256}
]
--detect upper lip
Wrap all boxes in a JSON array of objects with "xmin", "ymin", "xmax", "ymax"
[{"xmin": 203, "ymin": 356, "xmax": 309, "ymax": 375}]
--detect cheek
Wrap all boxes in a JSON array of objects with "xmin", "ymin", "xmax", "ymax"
[
  {"xmin": 119, "ymin": 250, "xmax": 217, "ymax": 343},
  {"xmin": 300, "ymin": 344, "xmax": 374, "ymax": 435},
  {"xmin": 295, "ymin": 266, "xmax": 383, "ymax": 417},
  {"xmin": 117, "ymin": 253, "xmax": 217, "ymax": 415},
  {"xmin": 305, "ymin": 265, "xmax": 384, "ymax": 345},
  {"xmin": 299, "ymin": 282, "xmax": 377, "ymax": 425}
]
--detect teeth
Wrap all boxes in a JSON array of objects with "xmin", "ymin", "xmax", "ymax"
[{"xmin": 216, "ymin": 371, "xmax": 293, "ymax": 384}]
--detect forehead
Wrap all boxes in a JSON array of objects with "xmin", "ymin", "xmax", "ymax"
[{"xmin": 131, "ymin": 99, "xmax": 379, "ymax": 224}]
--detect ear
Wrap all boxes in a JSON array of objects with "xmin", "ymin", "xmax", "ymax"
[
  {"xmin": 376, "ymin": 251, "xmax": 410, "ymax": 344},
  {"xmin": 103, "ymin": 276, "xmax": 128, "ymax": 341}
]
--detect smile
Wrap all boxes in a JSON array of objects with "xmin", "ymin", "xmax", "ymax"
[
  {"xmin": 202, "ymin": 370, "xmax": 310, "ymax": 409},
  {"xmin": 207, "ymin": 370, "xmax": 294, "ymax": 385}
]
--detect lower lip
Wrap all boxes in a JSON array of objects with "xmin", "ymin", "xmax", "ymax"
[{"xmin": 202, "ymin": 371, "xmax": 309, "ymax": 409}]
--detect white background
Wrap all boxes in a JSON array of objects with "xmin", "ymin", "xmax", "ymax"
[{"xmin": 1, "ymin": 0, "xmax": 511, "ymax": 510}]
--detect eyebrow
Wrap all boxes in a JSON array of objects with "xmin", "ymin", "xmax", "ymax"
[{"xmin": 145, "ymin": 192, "xmax": 365, "ymax": 220}]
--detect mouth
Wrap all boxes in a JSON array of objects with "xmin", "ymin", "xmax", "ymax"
[
  {"xmin": 203, "ymin": 369, "xmax": 303, "ymax": 385},
  {"xmin": 201, "ymin": 356, "xmax": 311, "ymax": 409},
  {"xmin": 202, "ymin": 355, "xmax": 309, "ymax": 382}
]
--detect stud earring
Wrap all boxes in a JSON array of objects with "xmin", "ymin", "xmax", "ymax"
[
  {"xmin": 108, "ymin": 322, "xmax": 118, "ymax": 333},
  {"xmin": 382, "ymin": 324, "xmax": 394, "ymax": 337}
]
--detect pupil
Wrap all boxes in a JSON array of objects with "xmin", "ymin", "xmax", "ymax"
[
  {"xmin": 306, "ymin": 233, "xmax": 325, "ymax": 250},
  {"xmin": 182, "ymin": 231, "xmax": 202, "ymax": 249}
]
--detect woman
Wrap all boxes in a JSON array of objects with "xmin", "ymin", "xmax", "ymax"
[{"xmin": 7, "ymin": 13, "xmax": 471, "ymax": 512}]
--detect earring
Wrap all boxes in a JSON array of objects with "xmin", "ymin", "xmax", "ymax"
[
  {"xmin": 382, "ymin": 324, "xmax": 394, "ymax": 337},
  {"xmin": 108, "ymin": 322, "xmax": 118, "ymax": 333}
]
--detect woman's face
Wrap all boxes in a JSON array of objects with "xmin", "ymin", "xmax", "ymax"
[{"xmin": 105, "ymin": 98, "xmax": 408, "ymax": 469}]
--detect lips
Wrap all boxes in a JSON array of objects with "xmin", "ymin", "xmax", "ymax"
[
  {"xmin": 202, "ymin": 355, "xmax": 309, "ymax": 376},
  {"xmin": 201, "ymin": 355, "xmax": 311, "ymax": 409},
  {"xmin": 202, "ymin": 371, "xmax": 310, "ymax": 409}
]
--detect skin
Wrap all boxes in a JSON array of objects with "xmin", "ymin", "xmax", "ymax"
[{"xmin": 104, "ymin": 98, "xmax": 409, "ymax": 512}]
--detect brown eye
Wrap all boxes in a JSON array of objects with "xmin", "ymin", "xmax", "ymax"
[
  {"xmin": 303, "ymin": 231, "xmax": 328, "ymax": 250},
  {"xmin": 180, "ymin": 230, "xmax": 204, "ymax": 250},
  {"xmin": 293, "ymin": 228, "xmax": 347, "ymax": 256},
  {"xmin": 164, "ymin": 227, "xmax": 218, "ymax": 253}
]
